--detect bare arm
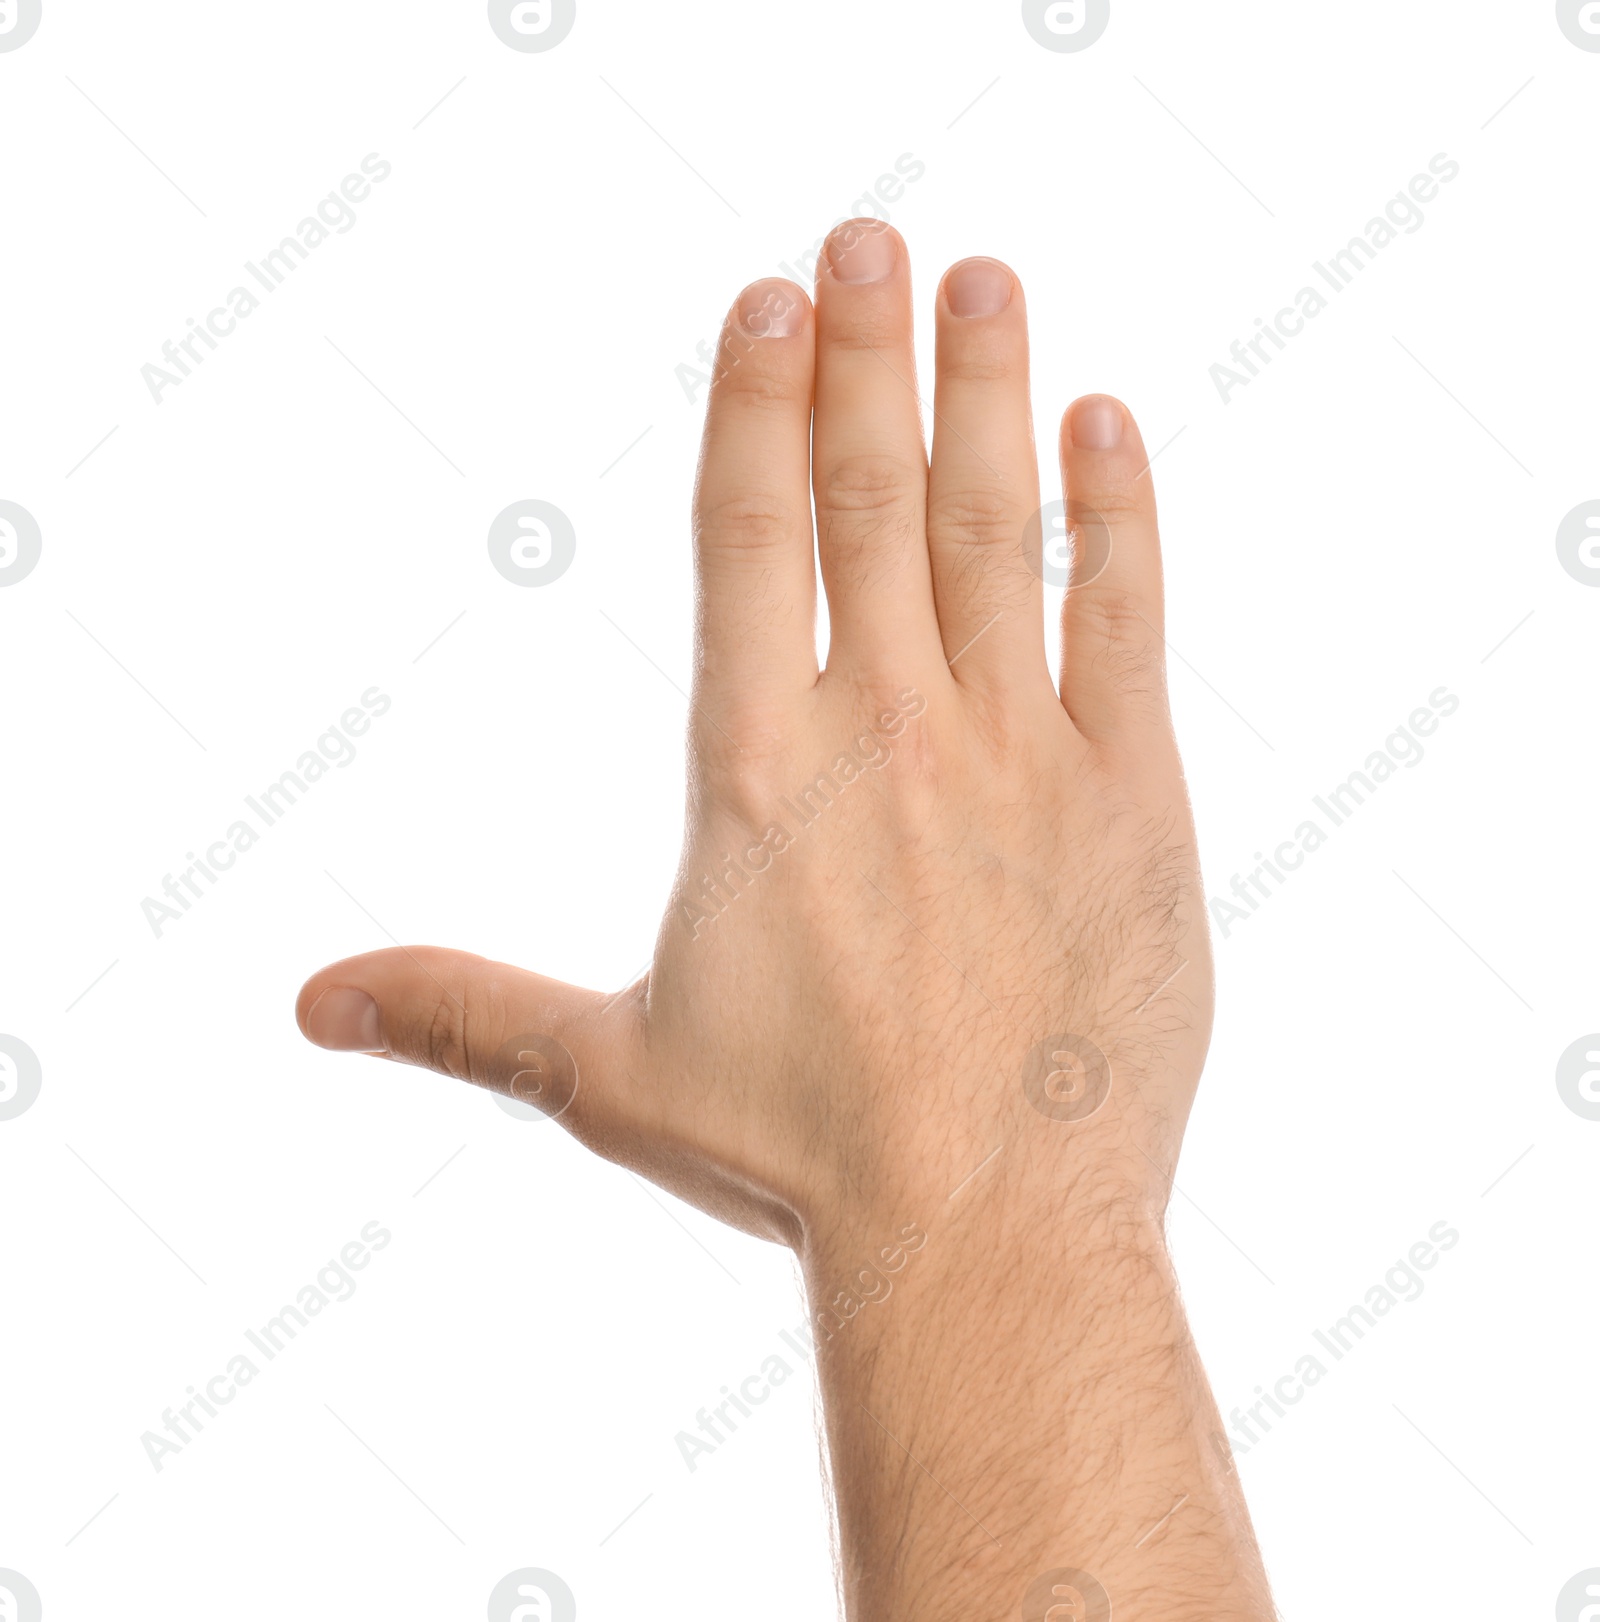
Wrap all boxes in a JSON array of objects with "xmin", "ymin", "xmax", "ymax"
[{"xmin": 805, "ymin": 1179, "xmax": 1272, "ymax": 1618}]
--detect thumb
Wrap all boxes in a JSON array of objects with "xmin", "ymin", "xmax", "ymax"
[{"xmin": 295, "ymin": 946, "xmax": 638, "ymax": 1129}]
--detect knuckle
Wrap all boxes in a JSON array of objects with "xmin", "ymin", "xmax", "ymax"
[
  {"xmin": 697, "ymin": 754, "xmax": 790, "ymax": 836},
  {"xmin": 1073, "ymin": 585, "xmax": 1148, "ymax": 644},
  {"xmin": 1073, "ymin": 484, "xmax": 1150, "ymax": 525},
  {"xmin": 422, "ymin": 994, "xmax": 471, "ymax": 1081},
  {"xmin": 939, "ymin": 350, "xmax": 1012, "ymax": 386},
  {"xmin": 927, "ymin": 483, "xmax": 1020, "ymax": 549},
  {"xmin": 1073, "ymin": 587, "xmax": 1168, "ymax": 700},
  {"xmin": 819, "ymin": 452, "xmax": 922, "ymax": 517},
  {"xmin": 696, "ymin": 494, "xmax": 801, "ymax": 555},
  {"xmin": 693, "ymin": 701, "xmax": 789, "ymax": 780},
  {"xmin": 711, "ymin": 363, "xmax": 800, "ymax": 412},
  {"xmin": 822, "ymin": 315, "xmax": 903, "ymax": 355}
]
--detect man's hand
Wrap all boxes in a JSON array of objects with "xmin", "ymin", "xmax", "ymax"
[{"xmin": 296, "ymin": 220, "xmax": 1274, "ymax": 1620}]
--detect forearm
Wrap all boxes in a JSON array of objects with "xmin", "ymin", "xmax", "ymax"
[{"xmin": 801, "ymin": 1163, "xmax": 1275, "ymax": 1622}]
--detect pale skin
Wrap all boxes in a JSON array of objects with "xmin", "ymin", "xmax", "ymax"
[{"xmin": 297, "ymin": 219, "xmax": 1276, "ymax": 1620}]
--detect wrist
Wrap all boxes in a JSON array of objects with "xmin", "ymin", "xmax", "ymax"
[
  {"xmin": 795, "ymin": 1153, "xmax": 1171, "ymax": 1356},
  {"xmin": 795, "ymin": 1102, "xmax": 1173, "ymax": 1277}
]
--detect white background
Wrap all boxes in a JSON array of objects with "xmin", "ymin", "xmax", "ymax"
[{"xmin": 1, "ymin": 2, "xmax": 1596, "ymax": 1617}]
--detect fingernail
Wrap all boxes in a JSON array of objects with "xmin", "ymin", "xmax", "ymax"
[
  {"xmin": 945, "ymin": 258, "xmax": 1012, "ymax": 318},
  {"xmin": 825, "ymin": 220, "xmax": 897, "ymax": 285},
  {"xmin": 1071, "ymin": 396, "xmax": 1124, "ymax": 451},
  {"xmin": 306, "ymin": 988, "xmax": 385, "ymax": 1052},
  {"xmin": 738, "ymin": 277, "xmax": 806, "ymax": 338}
]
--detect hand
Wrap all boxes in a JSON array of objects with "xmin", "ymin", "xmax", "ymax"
[
  {"xmin": 297, "ymin": 220, "xmax": 1272, "ymax": 1621},
  {"xmin": 296, "ymin": 219, "xmax": 1208, "ymax": 1252}
]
